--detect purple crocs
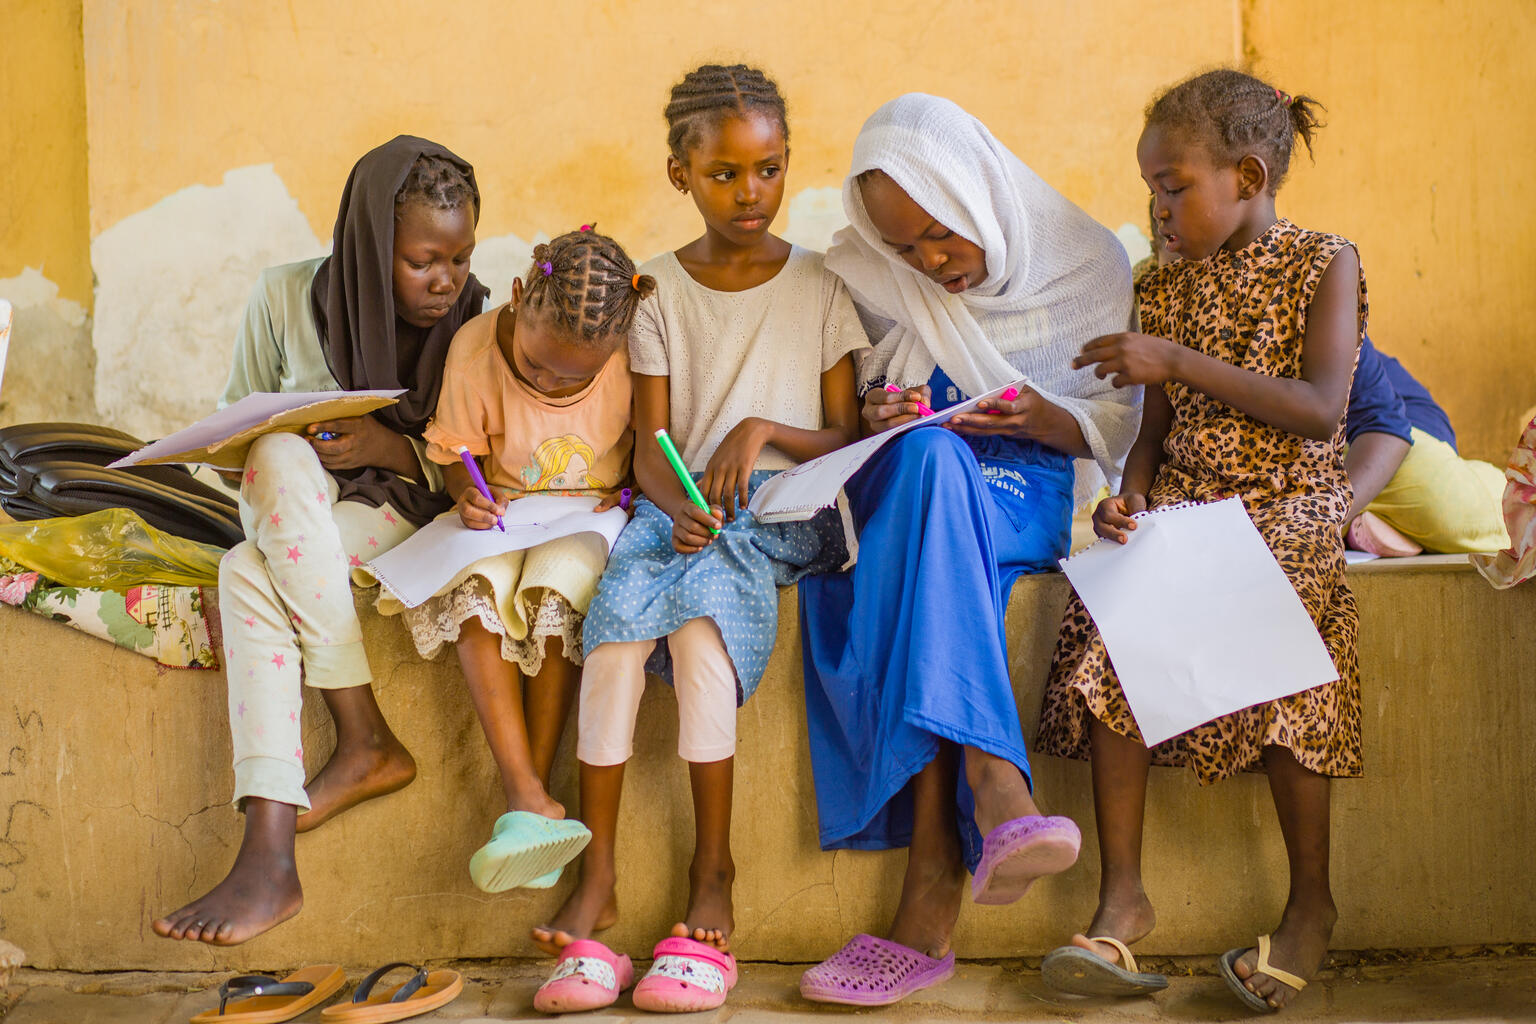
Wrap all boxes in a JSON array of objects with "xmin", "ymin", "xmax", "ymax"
[
  {"xmin": 800, "ymin": 934, "xmax": 956, "ymax": 1007},
  {"xmin": 971, "ymin": 814, "xmax": 1082, "ymax": 905}
]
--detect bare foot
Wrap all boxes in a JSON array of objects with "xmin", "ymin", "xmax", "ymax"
[
  {"xmin": 505, "ymin": 778, "xmax": 564, "ymax": 821},
  {"xmin": 964, "ymin": 747, "xmax": 1040, "ymax": 836},
  {"xmin": 296, "ymin": 735, "xmax": 416, "ymax": 833},
  {"xmin": 1232, "ymin": 897, "xmax": 1337, "ymax": 1010},
  {"xmin": 1070, "ymin": 882, "xmax": 1157, "ymax": 965},
  {"xmin": 531, "ymin": 865, "xmax": 619, "ymax": 956},
  {"xmin": 887, "ymin": 847, "xmax": 966, "ymax": 960},
  {"xmin": 678, "ymin": 858, "xmax": 735, "ymax": 951},
  {"xmin": 152, "ymin": 800, "xmax": 302, "ymax": 946}
]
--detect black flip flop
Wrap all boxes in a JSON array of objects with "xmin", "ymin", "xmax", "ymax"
[
  {"xmin": 1219, "ymin": 934, "xmax": 1309, "ymax": 1014},
  {"xmin": 1041, "ymin": 937, "xmax": 1168, "ymax": 996}
]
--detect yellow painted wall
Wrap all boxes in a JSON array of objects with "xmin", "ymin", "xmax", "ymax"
[
  {"xmin": 3, "ymin": 0, "xmax": 1526, "ymax": 460},
  {"xmin": 79, "ymin": 1, "xmax": 1235, "ymax": 253},
  {"xmin": 1, "ymin": 0, "xmax": 91, "ymax": 305},
  {"xmin": 1247, "ymin": 0, "xmax": 1536, "ymax": 461}
]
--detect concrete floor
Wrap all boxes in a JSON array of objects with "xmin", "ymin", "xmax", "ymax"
[{"xmin": 4, "ymin": 954, "xmax": 1534, "ymax": 1023}]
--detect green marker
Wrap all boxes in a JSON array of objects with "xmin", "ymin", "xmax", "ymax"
[{"xmin": 654, "ymin": 428, "xmax": 720, "ymax": 536}]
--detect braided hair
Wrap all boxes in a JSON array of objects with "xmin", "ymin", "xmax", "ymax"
[
  {"xmin": 664, "ymin": 63, "xmax": 788, "ymax": 163},
  {"xmin": 520, "ymin": 227, "xmax": 656, "ymax": 347},
  {"xmin": 396, "ymin": 153, "xmax": 480, "ymax": 218},
  {"xmin": 1145, "ymin": 69, "xmax": 1325, "ymax": 194}
]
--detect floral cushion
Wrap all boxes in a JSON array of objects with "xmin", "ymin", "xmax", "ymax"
[{"xmin": 0, "ymin": 556, "xmax": 218, "ymax": 669}]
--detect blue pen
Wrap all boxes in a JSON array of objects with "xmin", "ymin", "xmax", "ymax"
[{"xmin": 454, "ymin": 445, "xmax": 504, "ymax": 532}]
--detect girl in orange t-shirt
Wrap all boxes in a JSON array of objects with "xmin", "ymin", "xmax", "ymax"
[{"xmin": 392, "ymin": 227, "xmax": 653, "ymax": 893}]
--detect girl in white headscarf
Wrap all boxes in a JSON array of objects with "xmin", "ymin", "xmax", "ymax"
[{"xmin": 797, "ymin": 94, "xmax": 1139, "ymax": 1008}]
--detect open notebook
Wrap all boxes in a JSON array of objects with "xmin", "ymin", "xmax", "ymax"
[
  {"xmin": 108, "ymin": 390, "xmax": 405, "ymax": 472},
  {"xmin": 747, "ymin": 379, "xmax": 1026, "ymax": 522},
  {"xmin": 363, "ymin": 494, "xmax": 629, "ymax": 609},
  {"xmin": 1058, "ymin": 497, "xmax": 1339, "ymax": 747}
]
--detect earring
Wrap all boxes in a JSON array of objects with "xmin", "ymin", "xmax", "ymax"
[{"xmin": 678, "ymin": 186, "xmax": 689, "ymax": 195}]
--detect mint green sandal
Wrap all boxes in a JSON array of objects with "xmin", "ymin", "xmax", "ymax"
[{"xmin": 468, "ymin": 811, "xmax": 590, "ymax": 893}]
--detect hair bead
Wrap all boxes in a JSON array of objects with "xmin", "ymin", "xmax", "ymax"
[{"xmin": 520, "ymin": 228, "xmax": 647, "ymax": 345}]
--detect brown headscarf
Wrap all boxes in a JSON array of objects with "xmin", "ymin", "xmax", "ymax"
[{"xmin": 310, "ymin": 135, "xmax": 490, "ymax": 526}]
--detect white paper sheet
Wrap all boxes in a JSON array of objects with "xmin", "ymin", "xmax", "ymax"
[
  {"xmin": 108, "ymin": 389, "xmax": 406, "ymax": 470},
  {"xmin": 1058, "ymin": 497, "xmax": 1339, "ymax": 747},
  {"xmin": 747, "ymin": 379, "xmax": 1026, "ymax": 522},
  {"xmin": 363, "ymin": 494, "xmax": 630, "ymax": 609},
  {"xmin": 0, "ymin": 299, "xmax": 12, "ymax": 399}
]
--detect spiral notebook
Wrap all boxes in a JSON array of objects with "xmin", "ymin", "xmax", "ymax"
[
  {"xmin": 1058, "ymin": 497, "xmax": 1339, "ymax": 746},
  {"xmin": 746, "ymin": 379, "xmax": 1026, "ymax": 522},
  {"xmin": 361, "ymin": 494, "xmax": 629, "ymax": 609}
]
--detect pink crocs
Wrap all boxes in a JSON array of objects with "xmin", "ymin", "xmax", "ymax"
[
  {"xmin": 631, "ymin": 936, "xmax": 738, "ymax": 1013},
  {"xmin": 800, "ymin": 933, "xmax": 955, "ymax": 1007},
  {"xmin": 971, "ymin": 814, "xmax": 1082, "ymax": 905},
  {"xmin": 533, "ymin": 939, "xmax": 633, "ymax": 1015}
]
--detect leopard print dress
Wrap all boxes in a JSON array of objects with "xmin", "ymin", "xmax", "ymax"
[{"xmin": 1036, "ymin": 219, "xmax": 1366, "ymax": 783}]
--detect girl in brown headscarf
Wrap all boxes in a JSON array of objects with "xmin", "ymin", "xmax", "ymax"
[{"xmin": 154, "ymin": 136, "xmax": 488, "ymax": 946}]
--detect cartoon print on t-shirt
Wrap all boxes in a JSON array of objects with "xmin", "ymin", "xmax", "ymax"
[{"xmin": 524, "ymin": 434, "xmax": 608, "ymax": 494}]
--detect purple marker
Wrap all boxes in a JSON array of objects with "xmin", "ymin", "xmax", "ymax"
[
  {"xmin": 619, "ymin": 487, "xmax": 633, "ymax": 511},
  {"xmin": 454, "ymin": 445, "xmax": 504, "ymax": 532}
]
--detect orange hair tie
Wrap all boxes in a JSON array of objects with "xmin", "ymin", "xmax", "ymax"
[{"xmin": 631, "ymin": 274, "xmax": 642, "ymax": 290}]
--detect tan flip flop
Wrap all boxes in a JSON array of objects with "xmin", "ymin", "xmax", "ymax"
[
  {"xmin": 190, "ymin": 965, "xmax": 346, "ymax": 1023},
  {"xmin": 1041, "ymin": 936, "xmax": 1168, "ymax": 996},
  {"xmin": 319, "ymin": 963, "xmax": 464, "ymax": 1023},
  {"xmin": 1218, "ymin": 934, "xmax": 1309, "ymax": 1013}
]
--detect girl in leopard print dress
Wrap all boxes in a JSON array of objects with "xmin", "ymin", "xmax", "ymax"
[{"xmin": 1035, "ymin": 70, "xmax": 1365, "ymax": 1013}]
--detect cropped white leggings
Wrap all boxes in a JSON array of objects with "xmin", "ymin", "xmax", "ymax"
[{"xmin": 578, "ymin": 617, "xmax": 737, "ymax": 766}]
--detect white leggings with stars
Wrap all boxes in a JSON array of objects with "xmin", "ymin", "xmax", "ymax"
[{"xmin": 219, "ymin": 432, "xmax": 415, "ymax": 810}]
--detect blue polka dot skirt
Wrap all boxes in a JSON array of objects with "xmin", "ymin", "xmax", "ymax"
[{"xmin": 583, "ymin": 470, "xmax": 847, "ymax": 704}]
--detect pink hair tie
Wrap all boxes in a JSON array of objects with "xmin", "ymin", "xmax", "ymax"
[
  {"xmin": 539, "ymin": 261, "xmax": 553, "ymax": 276},
  {"xmin": 580, "ymin": 224, "xmax": 594, "ymax": 232}
]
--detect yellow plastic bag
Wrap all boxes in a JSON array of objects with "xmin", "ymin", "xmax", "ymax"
[{"xmin": 0, "ymin": 508, "xmax": 224, "ymax": 588}]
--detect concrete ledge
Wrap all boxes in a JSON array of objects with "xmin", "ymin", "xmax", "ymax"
[{"xmin": 3, "ymin": 558, "xmax": 1533, "ymax": 971}]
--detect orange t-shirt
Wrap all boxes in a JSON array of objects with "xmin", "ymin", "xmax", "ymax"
[{"xmin": 424, "ymin": 305, "xmax": 633, "ymax": 502}]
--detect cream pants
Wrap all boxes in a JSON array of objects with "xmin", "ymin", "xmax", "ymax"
[
  {"xmin": 219, "ymin": 433, "xmax": 415, "ymax": 808},
  {"xmin": 578, "ymin": 617, "xmax": 738, "ymax": 766}
]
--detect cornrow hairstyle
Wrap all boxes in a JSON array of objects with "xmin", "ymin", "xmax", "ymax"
[
  {"xmin": 395, "ymin": 153, "xmax": 480, "ymax": 219},
  {"xmin": 520, "ymin": 227, "xmax": 656, "ymax": 347},
  {"xmin": 664, "ymin": 63, "xmax": 789, "ymax": 163},
  {"xmin": 1145, "ymin": 68, "xmax": 1325, "ymax": 194}
]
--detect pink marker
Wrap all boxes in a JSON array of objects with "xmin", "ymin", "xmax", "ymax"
[
  {"xmin": 985, "ymin": 385, "xmax": 1022, "ymax": 414},
  {"xmin": 884, "ymin": 383, "xmax": 935, "ymax": 417}
]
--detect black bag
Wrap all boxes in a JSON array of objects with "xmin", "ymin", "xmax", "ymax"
[{"xmin": 0, "ymin": 422, "xmax": 245, "ymax": 548}]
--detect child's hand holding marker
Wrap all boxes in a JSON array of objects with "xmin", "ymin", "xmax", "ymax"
[
  {"xmin": 1092, "ymin": 491, "xmax": 1148, "ymax": 544},
  {"xmin": 656, "ymin": 428, "xmax": 723, "ymax": 553},
  {"xmin": 453, "ymin": 445, "xmax": 505, "ymax": 532},
  {"xmin": 863, "ymin": 383, "xmax": 934, "ymax": 434}
]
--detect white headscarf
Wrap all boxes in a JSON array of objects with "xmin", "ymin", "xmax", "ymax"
[{"xmin": 825, "ymin": 93, "xmax": 1140, "ymax": 501}]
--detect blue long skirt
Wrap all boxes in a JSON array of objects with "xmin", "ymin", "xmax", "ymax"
[{"xmin": 798, "ymin": 425, "xmax": 1073, "ymax": 871}]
